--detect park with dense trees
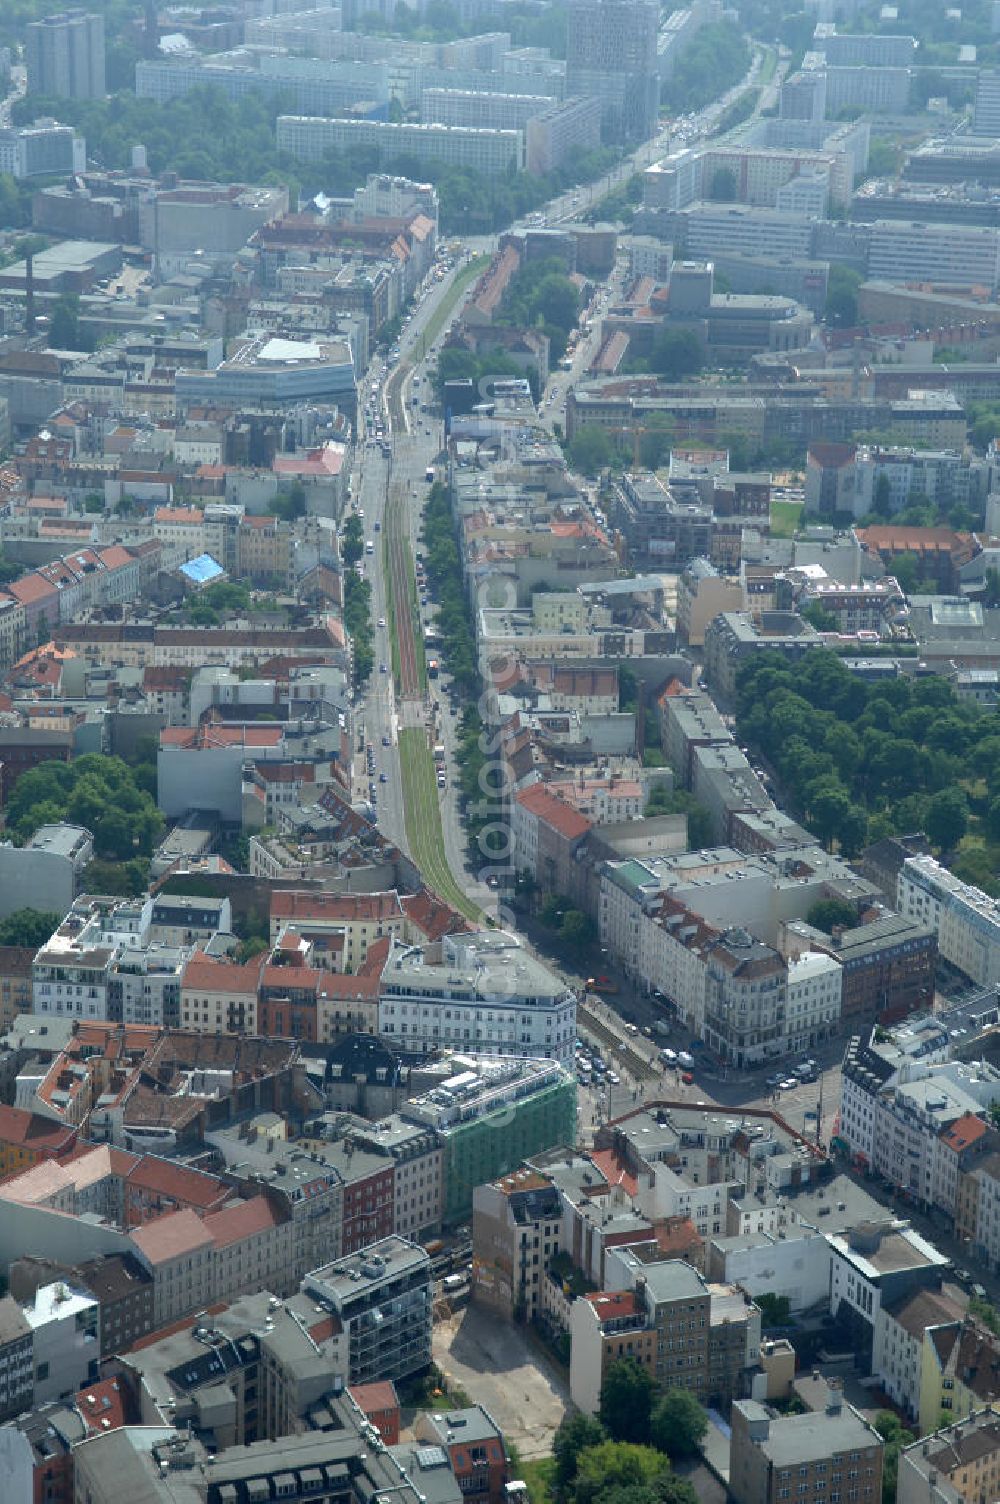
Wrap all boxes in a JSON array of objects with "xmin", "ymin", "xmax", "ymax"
[
  {"xmin": 6, "ymin": 753, "xmax": 163, "ymax": 860},
  {"xmin": 734, "ymin": 649, "xmax": 1000, "ymax": 889}
]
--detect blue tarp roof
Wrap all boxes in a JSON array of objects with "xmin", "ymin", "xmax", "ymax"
[{"xmin": 179, "ymin": 553, "xmax": 224, "ymax": 585}]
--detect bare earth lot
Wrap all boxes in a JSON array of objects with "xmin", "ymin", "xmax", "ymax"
[{"xmin": 432, "ymin": 1303, "xmax": 570, "ymax": 1458}]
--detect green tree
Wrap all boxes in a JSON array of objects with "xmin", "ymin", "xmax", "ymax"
[
  {"xmin": 553, "ymin": 1413, "xmax": 607, "ymax": 1498},
  {"xmin": 82, "ymin": 857, "xmax": 150, "ymax": 897},
  {"xmin": 985, "ymin": 796, "xmax": 1000, "ymax": 845},
  {"xmin": 649, "ymin": 1389, "xmax": 707, "ymax": 1460},
  {"xmin": 889, "ymin": 551, "xmax": 920, "ymax": 595},
  {"xmin": 873, "ymin": 473, "xmax": 892, "ymax": 518},
  {"xmin": 341, "ymin": 514, "xmax": 365, "ymax": 567},
  {"xmin": 569, "ymin": 424, "xmax": 614, "ymax": 476},
  {"xmin": 875, "ymin": 1412, "xmax": 914, "ymax": 1504},
  {"xmin": 925, "ymin": 787, "xmax": 969, "ymax": 852},
  {"xmin": 48, "ymin": 294, "xmax": 82, "ymax": 350},
  {"xmin": 807, "ymin": 897, "xmax": 858, "ymax": 934},
  {"xmin": 573, "ymin": 1440, "xmax": 669, "ymax": 1504},
  {"xmin": 824, "ymin": 264, "xmax": 862, "ymax": 329},
  {"xmin": 645, "ymin": 787, "xmax": 714, "ymax": 848},
  {"xmin": 560, "ymin": 910, "xmax": 595, "ymax": 947},
  {"xmin": 805, "ymin": 777, "xmax": 855, "ymax": 852},
  {"xmin": 755, "ymin": 1292, "xmax": 791, "ymax": 1326},
  {"xmin": 7, "ymin": 754, "xmax": 163, "ymax": 859},
  {"xmin": 599, "ymin": 1359, "xmax": 655, "ymax": 1445},
  {"xmin": 801, "ymin": 601, "xmax": 838, "ymax": 632},
  {"xmin": 649, "ymin": 329, "xmax": 703, "ymax": 380},
  {"xmin": 0, "ymin": 908, "xmax": 60, "ymax": 947},
  {"xmin": 273, "ymin": 481, "xmax": 307, "ymax": 522},
  {"xmin": 639, "ymin": 413, "xmax": 675, "ymax": 470}
]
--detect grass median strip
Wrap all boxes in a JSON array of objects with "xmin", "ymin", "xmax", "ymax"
[
  {"xmin": 399, "ymin": 727, "xmax": 482, "ymax": 923},
  {"xmin": 383, "ymin": 533, "xmax": 401, "ymax": 685},
  {"xmin": 420, "ymin": 255, "xmax": 489, "ymax": 353}
]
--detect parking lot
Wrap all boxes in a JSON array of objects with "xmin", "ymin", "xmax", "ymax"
[{"xmin": 433, "ymin": 1302, "xmax": 569, "ymax": 1458}]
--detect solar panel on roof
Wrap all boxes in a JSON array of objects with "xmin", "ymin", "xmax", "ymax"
[{"xmin": 417, "ymin": 1446, "xmax": 448, "ymax": 1469}]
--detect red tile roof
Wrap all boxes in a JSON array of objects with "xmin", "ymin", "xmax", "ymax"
[
  {"xmin": 401, "ymin": 890, "xmax": 470, "ymax": 942},
  {"xmin": 589, "ymin": 1149, "xmax": 638, "ymax": 1198},
  {"xmin": 203, "ymin": 1194, "xmax": 283, "ymax": 1248},
  {"xmin": 585, "ymin": 1290, "xmax": 639, "ymax": 1320},
  {"xmin": 181, "ymin": 954, "xmax": 264, "ymax": 995},
  {"xmin": 349, "ymin": 1380, "xmax": 398, "ymax": 1413},
  {"xmin": 8, "ymin": 573, "xmax": 59, "ymax": 607},
  {"xmin": 77, "ymin": 1376, "xmax": 130, "ymax": 1433},
  {"xmin": 160, "ymin": 724, "xmax": 283, "ymax": 749},
  {"xmin": 514, "ymin": 783, "xmax": 593, "ymax": 840},
  {"xmin": 126, "ymin": 1155, "xmax": 231, "ymax": 1211},
  {"xmin": 271, "ymin": 890, "xmax": 404, "ymax": 924},
  {"xmin": 941, "ymin": 1113, "xmax": 990, "ymax": 1153},
  {"xmin": 0, "ymin": 1104, "xmax": 76, "ymax": 1157},
  {"xmin": 317, "ymin": 973, "xmax": 380, "ymax": 1000},
  {"xmin": 131, "ymin": 1208, "xmax": 213, "ymax": 1265}
]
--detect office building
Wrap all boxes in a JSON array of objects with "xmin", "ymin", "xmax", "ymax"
[
  {"xmin": 0, "ymin": 1296, "xmax": 33, "ymax": 1422},
  {"xmin": 26, "ymin": 10, "xmax": 105, "ymax": 99},
  {"xmin": 403, "ymin": 1054, "xmax": 576, "ymax": 1222},
  {"xmin": 868, "ymin": 220, "xmax": 1000, "ymax": 291},
  {"xmin": 277, "ymin": 115, "xmax": 525, "ymax": 175},
  {"xmin": 566, "ymin": 0, "xmax": 660, "ymax": 143},
  {"xmin": 420, "ymin": 87, "xmax": 554, "ymax": 130},
  {"xmin": 976, "ymin": 69, "xmax": 1000, "ymax": 135},
  {"xmin": 823, "ymin": 66, "xmax": 911, "ymax": 115},
  {"xmin": 0, "ymin": 119, "xmax": 85, "ymax": 179},
  {"xmin": 378, "ymin": 931, "xmax": 577, "ymax": 1064},
  {"xmin": 780, "ymin": 70, "xmax": 827, "ymax": 121},
  {"xmin": 175, "ymin": 334, "xmax": 355, "ymax": 417},
  {"xmin": 730, "ymin": 1385, "xmax": 883, "ymax": 1504},
  {"xmin": 302, "ymin": 1236, "xmax": 431, "ymax": 1385},
  {"xmin": 823, "ymin": 32, "xmax": 916, "ymax": 66},
  {"xmin": 897, "ymin": 854, "xmax": 1000, "ymax": 988},
  {"xmin": 526, "ymin": 97, "xmax": 603, "ymax": 173}
]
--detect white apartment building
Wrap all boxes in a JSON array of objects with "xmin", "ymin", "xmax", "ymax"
[
  {"xmin": 974, "ymin": 68, "xmax": 1000, "ymax": 133},
  {"xmin": 822, "ymin": 65, "xmax": 911, "ymax": 115},
  {"xmin": 23, "ymin": 1281, "xmax": 100, "ymax": 1404},
  {"xmin": 869, "ymin": 1066, "xmax": 1000, "ymax": 1204},
  {"xmin": 276, "ymin": 115, "xmax": 525, "ymax": 175},
  {"xmin": 868, "ymin": 220, "xmax": 1000, "ymax": 292},
  {"xmin": 703, "ymin": 930, "xmax": 788, "ymax": 1070},
  {"xmin": 697, "ymin": 143, "xmax": 853, "ymax": 209},
  {"xmin": 773, "ymin": 169, "xmax": 830, "ymax": 217},
  {"xmin": 526, "ymin": 98, "xmax": 603, "ymax": 174},
  {"xmin": 152, "ymin": 506, "xmax": 207, "ymax": 568},
  {"xmin": 898, "ymin": 854, "xmax": 1000, "ymax": 988},
  {"xmin": 420, "ymin": 86, "xmax": 552, "ymax": 130},
  {"xmin": 32, "ymin": 897, "xmax": 154, "ymax": 1021},
  {"xmin": 872, "ymin": 1287, "xmax": 964, "ymax": 1422},
  {"xmin": 107, "ymin": 943, "xmax": 188, "ymax": 1029},
  {"xmin": 829, "ymin": 1222, "xmax": 948, "ymax": 1333},
  {"xmin": 785, "ymin": 949, "xmax": 842, "ymax": 1054},
  {"xmin": 378, "ymin": 931, "xmax": 576, "ymax": 1063},
  {"xmin": 636, "ymin": 899, "xmax": 713, "ymax": 1033},
  {"xmin": 674, "ymin": 203, "xmax": 815, "ymax": 262}
]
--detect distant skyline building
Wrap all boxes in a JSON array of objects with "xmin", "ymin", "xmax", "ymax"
[
  {"xmin": 976, "ymin": 68, "xmax": 1000, "ymax": 135},
  {"xmin": 26, "ymin": 10, "xmax": 105, "ymax": 100},
  {"xmin": 566, "ymin": 0, "xmax": 659, "ymax": 143}
]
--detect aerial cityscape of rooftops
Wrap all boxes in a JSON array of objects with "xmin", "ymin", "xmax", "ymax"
[{"xmin": 12, "ymin": 0, "xmax": 1000, "ymax": 1500}]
